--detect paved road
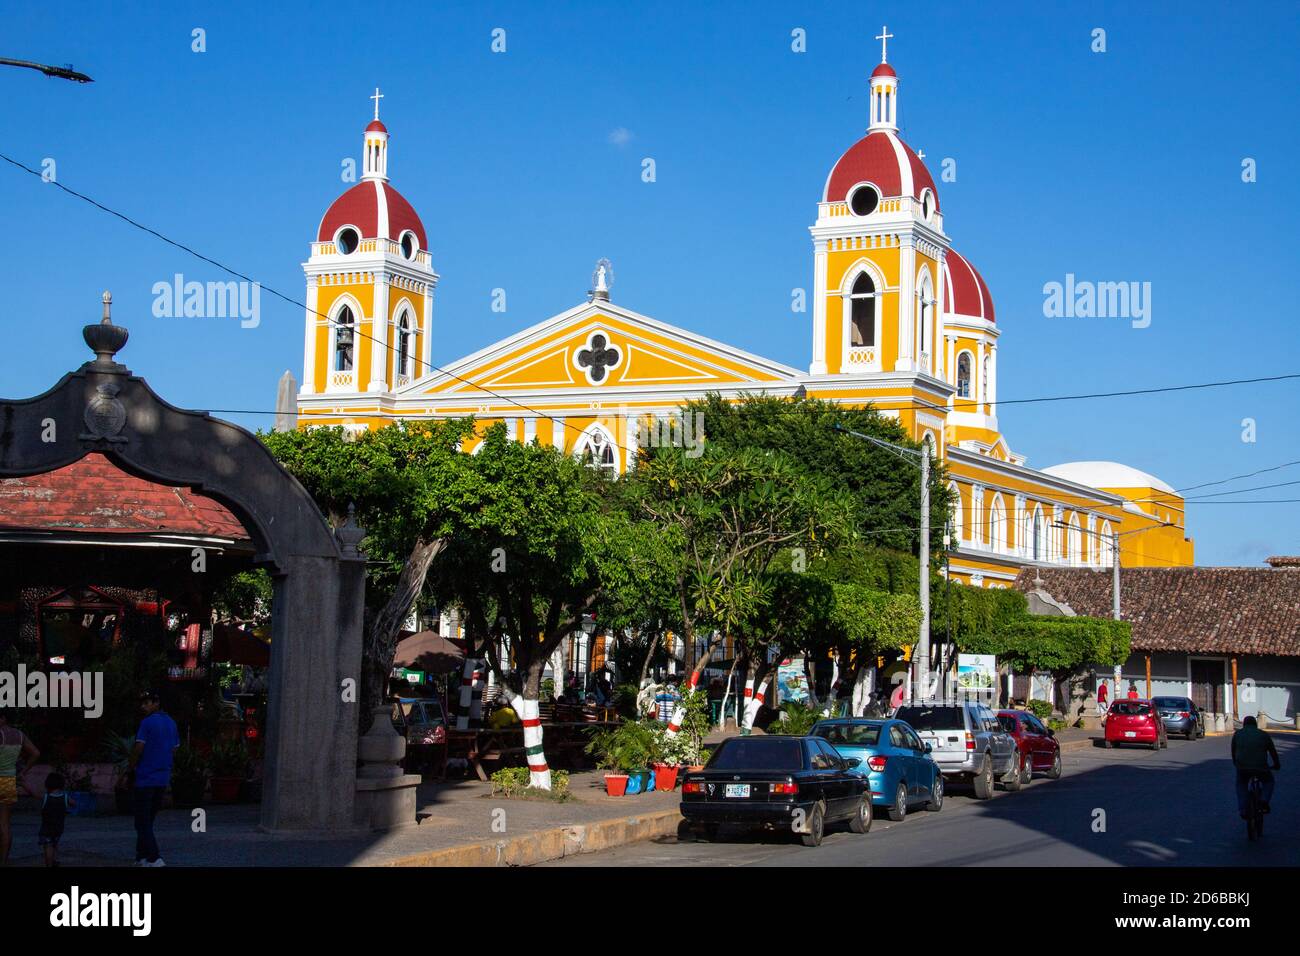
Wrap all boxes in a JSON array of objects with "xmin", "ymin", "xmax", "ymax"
[{"xmin": 546, "ymin": 734, "xmax": 1296, "ymax": 867}]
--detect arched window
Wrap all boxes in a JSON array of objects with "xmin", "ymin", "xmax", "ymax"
[
  {"xmin": 1032, "ymin": 506, "xmax": 1045, "ymax": 561},
  {"xmin": 1099, "ymin": 521, "xmax": 1115, "ymax": 566},
  {"xmin": 576, "ymin": 428, "xmax": 618, "ymax": 477},
  {"xmin": 1067, "ymin": 517, "xmax": 1082, "ymax": 565},
  {"xmin": 396, "ymin": 312, "xmax": 412, "ymax": 379},
  {"xmin": 916, "ymin": 273, "xmax": 934, "ymax": 367},
  {"xmin": 334, "ymin": 305, "xmax": 355, "ymax": 372},
  {"xmin": 989, "ymin": 494, "xmax": 1006, "ymax": 553},
  {"xmin": 947, "ymin": 482, "xmax": 963, "ymax": 544},
  {"xmin": 956, "ymin": 352, "xmax": 972, "ymax": 398},
  {"xmin": 849, "ymin": 273, "xmax": 876, "ymax": 347}
]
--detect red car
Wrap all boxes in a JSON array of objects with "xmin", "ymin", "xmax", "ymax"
[
  {"xmin": 997, "ymin": 710, "xmax": 1063, "ymax": 783},
  {"xmin": 1103, "ymin": 699, "xmax": 1168, "ymax": 750}
]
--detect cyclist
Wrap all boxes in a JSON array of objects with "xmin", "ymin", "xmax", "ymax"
[{"xmin": 1232, "ymin": 715, "xmax": 1280, "ymax": 818}]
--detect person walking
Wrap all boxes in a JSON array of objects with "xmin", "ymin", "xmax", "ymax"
[
  {"xmin": 38, "ymin": 772, "xmax": 74, "ymax": 867},
  {"xmin": 128, "ymin": 690, "xmax": 179, "ymax": 867},
  {"xmin": 0, "ymin": 709, "xmax": 40, "ymax": 866},
  {"xmin": 1096, "ymin": 679, "xmax": 1109, "ymax": 713}
]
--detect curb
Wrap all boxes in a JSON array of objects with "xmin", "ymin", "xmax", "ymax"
[{"xmin": 379, "ymin": 808, "xmax": 683, "ymax": 867}]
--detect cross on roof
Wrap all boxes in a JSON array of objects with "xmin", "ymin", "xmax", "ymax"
[
  {"xmin": 371, "ymin": 87, "xmax": 384, "ymax": 120},
  {"xmin": 876, "ymin": 25, "xmax": 894, "ymax": 63}
]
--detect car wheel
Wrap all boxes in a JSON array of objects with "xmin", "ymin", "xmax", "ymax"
[
  {"xmin": 1019, "ymin": 750, "xmax": 1033, "ymax": 785},
  {"xmin": 848, "ymin": 795, "xmax": 872, "ymax": 833},
  {"xmin": 887, "ymin": 782, "xmax": 908, "ymax": 822},
  {"xmin": 1104, "ymin": 739, "xmax": 1114, "ymax": 749},
  {"xmin": 1047, "ymin": 750, "xmax": 1063, "ymax": 780},
  {"xmin": 972, "ymin": 756, "xmax": 994, "ymax": 800},
  {"xmin": 1150, "ymin": 739, "xmax": 1160, "ymax": 751},
  {"xmin": 924, "ymin": 772, "xmax": 944, "ymax": 812},
  {"xmin": 800, "ymin": 800, "xmax": 826, "ymax": 847},
  {"xmin": 1186, "ymin": 730, "xmax": 1195, "ymax": 741},
  {"xmin": 1160, "ymin": 735, "xmax": 1168, "ymax": 749}
]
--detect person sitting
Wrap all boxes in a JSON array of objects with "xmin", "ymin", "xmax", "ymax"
[{"xmin": 1232, "ymin": 715, "xmax": 1280, "ymax": 818}]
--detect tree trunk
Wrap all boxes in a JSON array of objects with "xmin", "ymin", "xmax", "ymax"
[
  {"xmin": 505, "ymin": 660, "xmax": 551, "ymax": 789},
  {"xmin": 664, "ymin": 633, "xmax": 723, "ymax": 738},
  {"xmin": 851, "ymin": 664, "xmax": 872, "ymax": 717},
  {"xmin": 361, "ymin": 535, "xmax": 444, "ymax": 728},
  {"xmin": 741, "ymin": 656, "xmax": 772, "ymax": 732},
  {"xmin": 638, "ymin": 630, "xmax": 661, "ymax": 687}
]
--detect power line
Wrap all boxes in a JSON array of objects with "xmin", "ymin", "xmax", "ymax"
[
  {"xmin": 1183, "ymin": 478, "xmax": 1300, "ymax": 500},
  {"xmin": 1175, "ymin": 458, "xmax": 1300, "ymax": 494}
]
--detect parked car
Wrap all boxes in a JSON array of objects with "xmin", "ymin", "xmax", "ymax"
[
  {"xmin": 997, "ymin": 709, "xmax": 1063, "ymax": 783},
  {"xmin": 1103, "ymin": 698, "xmax": 1168, "ymax": 750},
  {"xmin": 1151, "ymin": 696, "xmax": 1205, "ymax": 740},
  {"xmin": 679, "ymin": 735, "xmax": 871, "ymax": 847},
  {"xmin": 811, "ymin": 718, "xmax": 943, "ymax": 820},
  {"xmin": 893, "ymin": 701, "xmax": 1019, "ymax": 799}
]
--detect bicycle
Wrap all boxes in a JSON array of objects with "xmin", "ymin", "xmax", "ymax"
[{"xmin": 1245, "ymin": 773, "xmax": 1267, "ymax": 841}]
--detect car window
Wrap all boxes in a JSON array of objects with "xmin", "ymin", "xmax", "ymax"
[
  {"xmin": 813, "ymin": 723, "xmax": 882, "ymax": 746},
  {"xmin": 998, "ymin": 715, "xmax": 1017, "ymax": 734},
  {"xmin": 889, "ymin": 725, "xmax": 907, "ymax": 748},
  {"xmin": 810, "ymin": 741, "xmax": 837, "ymax": 770},
  {"xmin": 1153, "ymin": 697, "xmax": 1187, "ymax": 709},
  {"xmin": 1111, "ymin": 701, "xmax": 1151, "ymax": 717},
  {"xmin": 903, "ymin": 727, "xmax": 923, "ymax": 751},
  {"xmin": 894, "ymin": 706, "xmax": 963, "ymax": 731},
  {"xmin": 708, "ymin": 738, "xmax": 805, "ymax": 770}
]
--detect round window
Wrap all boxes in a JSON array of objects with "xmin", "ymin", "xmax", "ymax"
[
  {"xmin": 849, "ymin": 184, "xmax": 879, "ymax": 217},
  {"xmin": 336, "ymin": 227, "xmax": 360, "ymax": 255},
  {"xmin": 400, "ymin": 231, "xmax": 417, "ymax": 260}
]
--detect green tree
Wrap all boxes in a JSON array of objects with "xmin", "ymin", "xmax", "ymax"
[{"xmin": 261, "ymin": 419, "xmax": 475, "ymax": 721}]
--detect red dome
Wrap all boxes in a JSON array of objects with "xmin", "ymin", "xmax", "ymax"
[
  {"xmin": 317, "ymin": 180, "xmax": 427, "ymax": 249},
  {"xmin": 870, "ymin": 62, "xmax": 897, "ymax": 78},
  {"xmin": 366, "ymin": 119, "xmax": 387, "ymax": 134},
  {"xmin": 823, "ymin": 131, "xmax": 939, "ymax": 210},
  {"xmin": 944, "ymin": 248, "xmax": 995, "ymax": 324}
]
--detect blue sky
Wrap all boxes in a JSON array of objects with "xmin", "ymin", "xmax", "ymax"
[{"xmin": 2, "ymin": 1, "xmax": 1297, "ymax": 565}]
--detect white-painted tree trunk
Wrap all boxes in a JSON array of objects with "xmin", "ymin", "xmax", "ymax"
[
  {"xmin": 506, "ymin": 691, "xmax": 550, "ymax": 790},
  {"xmin": 743, "ymin": 676, "xmax": 771, "ymax": 731},
  {"xmin": 664, "ymin": 671, "xmax": 703, "ymax": 738},
  {"xmin": 851, "ymin": 666, "xmax": 873, "ymax": 716},
  {"xmin": 456, "ymin": 657, "xmax": 484, "ymax": 731}
]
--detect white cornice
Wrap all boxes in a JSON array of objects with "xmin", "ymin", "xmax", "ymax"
[{"xmin": 947, "ymin": 446, "xmax": 1124, "ymax": 505}]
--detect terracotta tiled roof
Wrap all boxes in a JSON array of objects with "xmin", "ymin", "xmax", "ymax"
[
  {"xmin": 1014, "ymin": 567, "xmax": 1300, "ymax": 657},
  {"xmin": 0, "ymin": 452, "xmax": 248, "ymax": 540}
]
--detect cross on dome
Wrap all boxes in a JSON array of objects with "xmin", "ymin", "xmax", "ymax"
[
  {"xmin": 875, "ymin": 25, "xmax": 894, "ymax": 63},
  {"xmin": 371, "ymin": 87, "xmax": 384, "ymax": 121}
]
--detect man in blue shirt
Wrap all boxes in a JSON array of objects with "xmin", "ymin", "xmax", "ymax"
[{"xmin": 128, "ymin": 690, "xmax": 179, "ymax": 866}]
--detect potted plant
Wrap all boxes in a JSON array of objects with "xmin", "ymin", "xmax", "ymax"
[
  {"xmin": 208, "ymin": 740, "xmax": 251, "ymax": 804},
  {"xmin": 586, "ymin": 720, "xmax": 658, "ymax": 796},
  {"xmin": 170, "ymin": 745, "xmax": 209, "ymax": 808}
]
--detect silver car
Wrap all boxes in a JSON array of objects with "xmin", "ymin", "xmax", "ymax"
[{"xmin": 893, "ymin": 702, "xmax": 1020, "ymax": 800}]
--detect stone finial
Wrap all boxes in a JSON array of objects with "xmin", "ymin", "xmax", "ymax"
[
  {"xmin": 335, "ymin": 502, "xmax": 367, "ymax": 557},
  {"xmin": 83, "ymin": 289, "xmax": 130, "ymax": 371}
]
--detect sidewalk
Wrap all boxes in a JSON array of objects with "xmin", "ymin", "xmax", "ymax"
[{"xmin": 2, "ymin": 770, "xmax": 684, "ymax": 868}]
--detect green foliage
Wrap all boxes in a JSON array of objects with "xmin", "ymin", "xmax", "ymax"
[
  {"xmin": 612, "ymin": 683, "xmax": 640, "ymax": 719},
  {"xmin": 585, "ymin": 719, "xmax": 665, "ymax": 774},
  {"xmin": 662, "ymin": 689, "xmax": 710, "ymax": 766},
  {"xmin": 1026, "ymin": 699, "xmax": 1053, "ymax": 720},
  {"xmin": 963, "ymin": 616, "xmax": 1131, "ymax": 674},
  {"xmin": 209, "ymin": 740, "xmax": 252, "ymax": 778},
  {"xmin": 211, "ymin": 569, "xmax": 273, "ymax": 625},
  {"xmin": 932, "ymin": 582, "xmax": 1028, "ymax": 643},
  {"xmin": 1047, "ymin": 718, "xmax": 1067, "ymax": 732},
  {"xmin": 490, "ymin": 766, "xmax": 570, "ymax": 800},
  {"xmin": 172, "ymin": 746, "xmax": 209, "ymax": 788},
  {"xmin": 771, "ymin": 700, "xmax": 821, "ymax": 736}
]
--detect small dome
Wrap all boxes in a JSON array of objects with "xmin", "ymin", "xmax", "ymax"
[
  {"xmin": 943, "ymin": 249, "xmax": 995, "ymax": 324},
  {"xmin": 871, "ymin": 62, "xmax": 897, "ymax": 79},
  {"xmin": 823, "ymin": 130, "xmax": 939, "ymax": 211},
  {"xmin": 1042, "ymin": 461, "xmax": 1178, "ymax": 496},
  {"xmin": 317, "ymin": 180, "xmax": 427, "ymax": 249},
  {"xmin": 366, "ymin": 119, "xmax": 388, "ymax": 134}
]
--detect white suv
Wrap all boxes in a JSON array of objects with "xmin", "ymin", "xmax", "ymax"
[{"xmin": 894, "ymin": 701, "xmax": 1020, "ymax": 799}]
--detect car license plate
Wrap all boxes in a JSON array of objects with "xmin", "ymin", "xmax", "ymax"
[
  {"xmin": 1124, "ymin": 731, "xmax": 1137, "ymax": 738},
  {"xmin": 724, "ymin": 784, "xmax": 750, "ymax": 798}
]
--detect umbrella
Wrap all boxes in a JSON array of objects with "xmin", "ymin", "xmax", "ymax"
[{"xmin": 393, "ymin": 630, "xmax": 465, "ymax": 675}]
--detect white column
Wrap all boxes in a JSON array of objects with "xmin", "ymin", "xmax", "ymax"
[
  {"xmin": 625, "ymin": 412, "xmax": 638, "ymax": 471},
  {"xmin": 895, "ymin": 236, "xmax": 916, "ymax": 371},
  {"xmin": 301, "ymin": 275, "xmax": 319, "ymax": 394},
  {"xmin": 988, "ymin": 343, "xmax": 998, "ymax": 408},
  {"xmin": 552, "ymin": 416, "xmax": 566, "ymax": 452},
  {"xmin": 369, "ymin": 273, "xmax": 390, "ymax": 392},
  {"xmin": 523, "ymin": 416, "xmax": 536, "ymax": 445},
  {"xmin": 421, "ymin": 283, "xmax": 434, "ymax": 376},
  {"xmin": 934, "ymin": 259, "xmax": 947, "ymax": 379},
  {"xmin": 811, "ymin": 239, "xmax": 829, "ymax": 375},
  {"xmin": 976, "ymin": 340, "xmax": 987, "ymax": 414}
]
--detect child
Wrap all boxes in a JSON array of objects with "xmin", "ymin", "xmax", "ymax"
[{"xmin": 39, "ymin": 772, "xmax": 74, "ymax": 867}]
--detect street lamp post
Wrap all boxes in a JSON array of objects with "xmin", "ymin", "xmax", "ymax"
[{"xmin": 0, "ymin": 57, "xmax": 93, "ymax": 83}]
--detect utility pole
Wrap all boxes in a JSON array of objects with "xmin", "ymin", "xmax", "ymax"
[
  {"xmin": 917, "ymin": 443, "xmax": 930, "ymax": 703},
  {"xmin": 834, "ymin": 424, "xmax": 932, "ymax": 704}
]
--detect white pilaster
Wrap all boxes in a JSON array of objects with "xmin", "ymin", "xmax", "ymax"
[
  {"xmin": 301, "ymin": 275, "xmax": 319, "ymax": 394},
  {"xmin": 811, "ymin": 240, "xmax": 829, "ymax": 374},
  {"xmin": 369, "ymin": 274, "xmax": 390, "ymax": 392},
  {"xmin": 895, "ymin": 236, "xmax": 916, "ymax": 370},
  {"xmin": 523, "ymin": 416, "xmax": 536, "ymax": 445}
]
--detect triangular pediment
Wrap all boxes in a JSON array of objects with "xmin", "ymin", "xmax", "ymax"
[{"xmin": 407, "ymin": 300, "xmax": 800, "ymax": 397}]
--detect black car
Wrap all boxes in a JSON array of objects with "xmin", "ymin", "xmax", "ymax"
[
  {"xmin": 1152, "ymin": 696, "xmax": 1206, "ymax": 740},
  {"xmin": 679, "ymin": 735, "xmax": 871, "ymax": 847}
]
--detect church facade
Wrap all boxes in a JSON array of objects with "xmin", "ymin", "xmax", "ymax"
[{"xmin": 295, "ymin": 45, "xmax": 1194, "ymax": 587}]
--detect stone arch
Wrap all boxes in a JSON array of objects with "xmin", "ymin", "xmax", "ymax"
[{"xmin": 0, "ymin": 317, "xmax": 365, "ymax": 832}]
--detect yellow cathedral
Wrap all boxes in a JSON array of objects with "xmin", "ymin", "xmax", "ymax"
[{"xmin": 296, "ymin": 45, "xmax": 1194, "ymax": 587}]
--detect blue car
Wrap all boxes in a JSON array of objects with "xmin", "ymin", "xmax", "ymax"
[{"xmin": 811, "ymin": 718, "xmax": 944, "ymax": 821}]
